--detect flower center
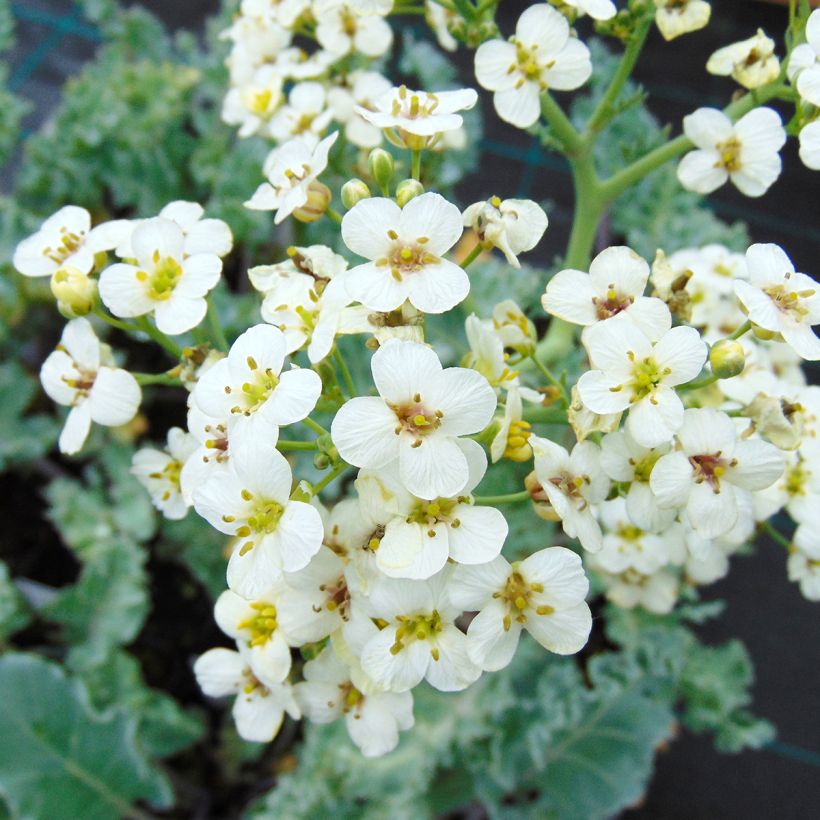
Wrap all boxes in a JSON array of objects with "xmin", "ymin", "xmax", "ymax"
[
  {"xmin": 549, "ymin": 472, "xmax": 590, "ymax": 507},
  {"xmin": 61, "ymin": 366, "xmax": 96, "ymax": 397},
  {"xmin": 338, "ymin": 681, "xmax": 365, "ymax": 713},
  {"xmin": 137, "ymin": 253, "xmax": 183, "ymax": 301},
  {"xmin": 203, "ymin": 423, "xmax": 230, "ymax": 463},
  {"xmin": 375, "ymin": 230, "xmax": 440, "ymax": 282},
  {"xmin": 243, "ymin": 87, "xmax": 277, "ymax": 117},
  {"xmin": 148, "ymin": 458, "xmax": 183, "ymax": 501},
  {"xmin": 630, "ymin": 450, "xmax": 662, "ymax": 483},
  {"xmin": 784, "ymin": 460, "xmax": 809, "ymax": 497},
  {"xmin": 225, "ymin": 489, "xmax": 285, "ymax": 556},
  {"xmin": 228, "ymin": 356, "xmax": 280, "ymax": 415},
  {"xmin": 616, "ymin": 523, "xmax": 645, "ymax": 545},
  {"xmin": 715, "ymin": 136, "xmax": 742, "ymax": 173},
  {"xmin": 627, "ymin": 354, "xmax": 671, "ymax": 401},
  {"xmin": 405, "ymin": 496, "xmax": 466, "ymax": 536},
  {"xmin": 43, "ymin": 227, "xmax": 85, "ymax": 264},
  {"xmin": 278, "ymin": 163, "xmax": 312, "ymax": 193},
  {"xmin": 390, "ymin": 392, "xmax": 444, "ymax": 445},
  {"xmin": 241, "ymin": 668, "xmax": 269, "ymax": 696},
  {"xmin": 689, "ymin": 452, "xmax": 736, "ymax": 492},
  {"xmin": 318, "ymin": 574, "xmax": 352, "ymax": 619},
  {"xmin": 390, "ymin": 610, "xmax": 443, "ymax": 656},
  {"xmin": 391, "ymin": 86, "xmax": 440, "ymax": 120},
  {"xmin": 763, "ymin": 278, "xmax": 815, "ymax": 321},
  {"xmin": 593, "ymin": 286, "xmax": 635, "ymax": 320},
  {"xmin": 493, "ymin": 569, "xmax": 552, "ymax": 630},
  {"xmin": 511, "ymin": 40, "xmax": 546, "ymax": 85},
  {"xmin": 237, "ymin": 602, "xmax": 279, "ymax": 646}
]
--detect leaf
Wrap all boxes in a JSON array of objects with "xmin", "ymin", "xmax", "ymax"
[
  {"xmin": 0, "ymin": 560, "xmax": 30, "ymax": 643},
  {"xmin": 0, "ymin": 653, "xmax": 172, "ymax": 819}
]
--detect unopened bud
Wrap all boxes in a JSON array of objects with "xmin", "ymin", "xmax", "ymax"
[
  {"xmin": 709, "ymin": 339, "xmax": 746, "ymax": 379},
  {"xmin": 368, "ymin": 148, "xmax": 394, "ymax": 191},
  {"xmin": 51, "ymin": 266, "xmax": 97, "ymax": 317},
  {"xmin": 293, "ymin": 181, "xmax": 331, "ymax": 223},
  {"xmin": 396, "ymin": 178, "xmax": 424, "ymax": 207},
  {"xmin": 313, "ymin": 452, "xmax": 331, "ymax": 470},
  {"xmin": 341, "ymin": 178, "xmax": 371, "ymax": 209},
  {"xmin": 524, "ymin": 471, "xmax": 560, "ymax": 522}
]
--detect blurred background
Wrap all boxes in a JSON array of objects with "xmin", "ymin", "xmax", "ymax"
[{"xmin": 4, "ymin": 1, "xmax": 819, "ymax": 816}]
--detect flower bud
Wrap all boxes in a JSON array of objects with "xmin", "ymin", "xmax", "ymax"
[
  {"xmin": 51, "ymin": 266, "xmax": 97, "ymax": 317},
  {"xmin": 313, "ymin": 452, "xmax": 331, "ymax": 470},
  {"xmin": 524, "ymin": 471, "xmax": 560, "ymax": 522},
  {"xmin": 293, "ymin": 181, "xmax": 331, "ymax": 223},
  {"xmin": 341, "ymin": 178, "xmax": 371, "ymax": 209},
  {"xmin": 368, "ymin": 148, "xmax": 394, "ymax": 191},
  {"xmin": 395, "ymin": 178, "xmax": 424, "ymax": 207},
  {"xmin": 709, "ymin": 339, "xmax": 746, "ymax": 379}
]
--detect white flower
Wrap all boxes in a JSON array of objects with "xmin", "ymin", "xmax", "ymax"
[
  {"xmin": 222, "ymin": 65, "xmax": 284, "ymax": 138},
  {"xmin": 599, "ymin": 429, "xmax": 676, "ymax": 533},
  {"xmin": 449, "ymin": 547, "xmax": 591, "ymax": 672},
  {"xmin": 340, "ymin": 192, "xmax": 468, "ymax": 314},
  {"xmin": 597, "ymin": 567, "xmax": 679, "ymax": 614},
  {"xmin": 562, "ymin": 0, "xmax": 616, "ymax": 20},
  {"xmin": 799, "ymin": 120, "xmax": 820, "ymax": 171},
  {"xmin": 320, "ymin": 498, "xmax": 382, "ymax": 588},
  {"xmin": 98, "ymin": 217, "xmax": 222, "ymax": 335},
  {"xmin": 239, "ymin": 0, "xmax": 310, "ymax": 29},
  {"xmin": 462, "ymin": 196, "xmax": 548, "ymax": 268},
  {"xmin": 578, "ymin": 315, "xmax": 707, "ymax": 447},
  {"xmin": 270, "ymin": 82, "xmax": 333, "ymax": 147},
  {"xmin": 315, "ymin": 0, "xmax": 393, "ymax": 57},
  {"xmin": 543, "ymin": 246, "xmax": 672, "ymax": 341},
  {"xmin": 474, "ymin": 4, "xmax": 591, "ymax": 129},
  {"xmin": 355, "ymin": 441, "xmax": 508, "ymax": 579},
  {"xmin": 654, "ymin": 0, "xmax": 710, "ymax": 41},
  {"xmin": 194, "ymin": 324, "xmax": 322, "ymax": 434},
  {"xmin": 464, "ymin": 314, "xmax": 529, "ymax": 394},
  {"xmin": 788, "ymin": 10, "xmax": 820, "ymax": 105},
  {"xmin": 425, "ymin": 0, "xmax": 458, "ymax": 52},
  {"xmin": 734, "ymin": 243, "xmax": 820, "ymax": 361},
  {"xmin": 359, "ymin": 572, "xmax": 482, "ymax": 692},
  {"xmin": 492, "ymin": 300, "xmax": 537, "ymax": 355},
  {"xmin": 131, "ymin": 427, "xmax": 198, "ymax": 520},
  {"xmin": 355, "ymin": 84, "xmax": 476, "ymax": 150},
  {"xmin": 327, "ymin": 71, "xmax": 393, "ymax": 149},
  {"xmin": 788, "ymin": 524, "xmax": 820, "ymax": 601},
  {"xmin": 14, "ymin": 206, "xmax": 128, "ymax": 278},
  {"xmin": 245, "ymin": 132, "xmax": 338, "ymax": 224},
  {"xmin": 707, "ymin": 29, "xmax": 780, "ymax": 89},
  {"xmin": 296, "ymin": 645, "xmax": 414, "ymax": 757},
  {"xmin": 567, "ymin": 384, "xmax": 622, "ymax": 443},
  {"xmin": 649, "ymin": 408, "xmax": 783, "ymax": 540},
  {"xmin": 192, "ymin": 436, "xmax": 324, "ymax": 598},
  {"xmin": 194, "ymin": 645, "xmax": 300, "ymax": 743},
  {"xmin": 214, "ymin": 585, "xmax": 329, "ymax": 683},
  {"xmin": 531, "ymin": 435, "xmax": 610, "ymax": 552},
  {"xmin": 40, "ymin": 318, "xmax": 141, "ymax": 455},
  {"xmin": 331, "ymin": 340, "xmax": 497, "ymax": 498},
  {"xmin": 754, "ymin": 448, "xmax": 820, "ymax": 526},
  {"xmin": 677, "ymin": 107, "xmax": 785, "ymax": 198}
]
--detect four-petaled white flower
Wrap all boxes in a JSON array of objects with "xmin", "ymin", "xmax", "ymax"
[
  {"xmin": 531, "ymin": 435, "xmax": 610, "ymax": 552},
  {"xmin": 270, "ymin": 82, "xmax": 334, "ymax": 147},
  {"xmin": 356, "ymin": 85, "xmax": 477, "ymax": 145},
  {"xmin": 194, "ymin": 645, "xmax": 300, "ymax": 743},
  {"xmin": 359, "ymin": 572, "xmax": 482, "ymax": 692},
  {"xmin": 787, "ymin": 9, "xmax": 820, "ymax": 106},
  {"xmin": 542, "ymin": 246, "xmax": 672, "ymax": 341},
  {"xmin": 315, "ymin": 0, "xmax": 393, "ymax": 58},
  {"xmin": 296, "ymin": 646, "xmax": 414, "ymax": 758},
  {"xmin": 449, "ymin": 547, "xmax": 591, "ymax": 672},
  {"xmin": 650, "ymin": 408, "xmax": 784, "ymax": 540},
  {"xmin": 677, "ymin": 107, "xmax": 785, "ymax": 198},
  {"xmin": 654, "ymin": 0, "xmax": 711, "ymax": 41},
  {"xmin": 355, "ymin": 440, "xmax": 508, "ymax": 580},
  {"xmin": 474, "ymin": 4, "xmax": 592, "ymax": 129},
  {"xmin": 193, "ymin": 436, "xmax": 324, "ymax": 598},
  {"xmin": 706, "ymin": 28, "xmax": 780, "ymax": 89},
  {"xmin": 327, "ymin": 70, "xmax": 393, "ymax": 148},
  {"xmin": 194, "ymin": 324, "xmax": 322, "ymax": 434},
  {"xmin": 245, "ymin": 132, "xmax": 338, "ymax": 224},
  {"xmin": 331, "ymin": 340, "xmax": 497, "ymax": 498},
  {"xmin": 99, "ymin": 217, "xmax": 223, "ymax": 334},
  {"xmin": 131, "ymin": 427, "xmax": 198, "ymax": 520},
  {"xmin": 462, "ymin": 196, "xmax": 548, "ymax": 268},
  {"xmin": 734, "ymin": 243, "xmax": 820, "ymax": 361},
  {"xmin": 340, "ymin": 192, "xmax": 468, "ymax": 314},
  {"xmin": 40, "ymin": 318, "xmax": 141, "ymax": 455},
  {"xmin": 14, "ymin": 206, "xmax": 128, "ymax": 278},
  {"xmin": 221, "ymin": 65, "xmax": 284, "ymax": 138},
  {"xmin": 577, "ymin": 315, "xmax": 707, "ymax": 447}
]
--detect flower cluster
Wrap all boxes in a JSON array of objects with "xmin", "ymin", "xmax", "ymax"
[{"xmin": 14, "ymin": 0, "xmax": 820, "ymax": 762}]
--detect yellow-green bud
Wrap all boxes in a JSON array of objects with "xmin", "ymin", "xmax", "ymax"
[
  {"xmin": 368, "ymin": 148, "xmax": 394, "ymax": 191},
  {"xmin": 709, "ymin": 339, "xmax": 746, "ymax": 379},
  {"xmin": 396, "ymin": 178, "xmax": 424, "ymax": 207},
  {"xmin": 293, "ymin": 181, "xmax": 331, "ymax": 223},
  {"xmin": 313, "ymin": 452, "xmax": 331, "ymax": 470},
  {"xmin": 341, "ymin": 178, "xmax": 371, "ymax": 209},
  {"xmin": 51, "ymin": 266, "xmax": 97, "ymax": 317}
]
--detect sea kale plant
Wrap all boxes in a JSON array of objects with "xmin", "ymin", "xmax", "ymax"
[{"xmin": 2, "ymin": 0, "xmax": 819, "ymax": 817}]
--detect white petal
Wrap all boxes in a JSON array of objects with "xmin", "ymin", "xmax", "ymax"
[
  {"xmin": 466, "ymin": 600, "xmax": 520, "ymax": 671},
  {"xmin": 131, "ymin": 217, "xmax": 184, "ymax": 267},
  {"xmin": 154, "ymin": 296, "xmax": 207, "ymax": 334},
  {"xmin": 406, "ymin": 261, "xmax": 470, "ymax": 314},
  {"xmin": 542, "ymin": 269, "xmax": 598, "ymax": 325},
  {"xmin": 446, "ymin": 504, "xmax": 508, "ymax": 564},
  {"xmin": 474, "ymin": 40, "xmax": 518, "ymax": 91},
  {"xmin": 524, "ymin": 600, "xmax": 592, "ymax": 654},
  {"xmin": 493, "ymin": 84, "xmax": 541, "ymax": 129},
  {"xmin": 399, "ymin": 193, "xmax": 463, "ymax": 255},
  {"xmin": 343, "ymin": 261, "xmax": 409, "ymax": 312},
  {"xmin": 266, "ymin": 368, "xmax": 322, "ymax": 425},
  {"xmin": 687, "ymin": 482, "xmax": 738, "ymax": 539},
  {"xmin": 341, "ymin": 197, "xmax": 400, "ymax": 259},
  {"xmin": 361, "ymin": 626, "xmax": 428, "ymax": 692},
  {"xmin": 98, "ymin": 263, "xmax": 155, "ymax": 318},
  {"xmin": 232, "ymin": 689, "xmax": 285, "ymax": 742},
  {"xmin": 399, "ymin": 433, "xmax": 468, "ymax": 499},
  {"xmin": 87, "ymin": 368, "xmax": 141, "ymax": 426},
  {"xmin": 278, "ymin": 501, "xmax": 325, "ymax": 572},
  {"xmin": 371, "ymin": 340, "xmax": 441, "ymax": 404},
  {"xmin": 331, "ymin": 397, "xmax": 399, "ymax": 468},
  {"xmin": 519, "ymin": 546, "xmax": 588, "ymax": 607},
  {"xmin": 194, "ymin": 648, "xmax": 244, "ymax": 697},
  {"xmin": 682, "ymin": 108, "xmax": 732, "ymax": 149},
  {"xmin": 425, "ymin": 626, "xmax": 480, "ymax": 691},
  {"xmin": 626, "ymin": 389, "xmax": 684, "ymax": 448},
  {"xmin": 431, "ymin": 367, "xmax": 497, "ymax": 436},
  {"xmin": 677, "ymin": 149, "xmax": 728, "ymax": 194},
  {"xmin": 59, "ymin": 403, "xmax": 92, "ymax": 455},
  {"xmin": 649, "ymin": 450, "xmax": 694, "ymax": 508}
]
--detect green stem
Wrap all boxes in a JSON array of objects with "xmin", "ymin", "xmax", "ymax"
[
  {"xmin": 679, "ymin": 372, "xmax": 719, "ymax": 392},
  {"xmin": 474, "ymin": 490, "xmax": 531, "ymax": 506},
  {"xmin": 303, "ymin": 416, "xmax": 329, "ymax": 437},
  {"xmin": 326, "ymin": 207, "xmax": 344, "ymax": 224},
  {"xmin": 391, "ymin": 5, "xmax": 425, "ymax": 13},
  {"xmin": 410, "ymin": 149, "xmax": 422, "ymax": 181},
  {"xmin": 312, "ymin": 461, "xmax": 352, "ymax": 495},
  {"xmin": 93, "ymin": 307, "xmax": 134, "ymax": 333},
  {"xmin": 206, "ymin": 297, "xmax": 229, "ymax": 352},
  {"xmin": 133, "ymin": 372, "xmax": 181, "ymax": 386},
  {"xmin": 529, "ymin": 355, "xmax": 568, "ymax": 407},
  {"xmin": 585, "ymin": 15, "xmax": 652, "ymax": 138},
  {"xmin": 135, "ymin": 316, "xmax": 184, "ymax": 358},
  {"xmin": 762, "ymin": 521, "xmax": 793, "ymax": 551},
  {"xmin": 727, "ymin": 319, "xmax": 752, "ymax": 341},
  {"xmin": 522, "ymin": 404, "xmax": 571, "ymax": 424},
  {"xmin": 334, "ymin": 347, "xmax": 357, "ymax": 398},
  {"xmin": 539, "ymin": 92, "xmax": 585, "ymax": 156},
  {"xmin": 278, "ymin": 439, "xmax": 319, "ymax": 451},
  {"xmin": 459, "ymin": 243, "xmax": 483, "ymax": 269}
]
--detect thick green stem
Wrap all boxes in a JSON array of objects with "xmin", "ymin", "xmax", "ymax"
[
  {"xmin": 206, "ymin": 297, "xmax": 229, "ymax": 352},
  {"xmin": 410, "ymin": 149, "xmax": 422, "ymax": 181},
  {"xmin": 460, "ymin": 243, "xmax": 483, "ymax": 269},
  {"xmin": 278, "ymin": 439, "xmax": 319, "ymax": 451},
  {"xmin": 728, "ymin": 319, "xmax": 752, "ymax": 341},
  {"xmin": 303, "ymin": 416, "xmax": 329, "ymax": 437},
  {"xmin": 474, "ymin": 490, "xmax": 531, "ymax": 506},
  {"xmin": 540, "ymin": 92, "xmax": 585, "ymax": 156},
  {"xmin": 133, "ymin": 372, "xmax": 181, "ymax": 387}
]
